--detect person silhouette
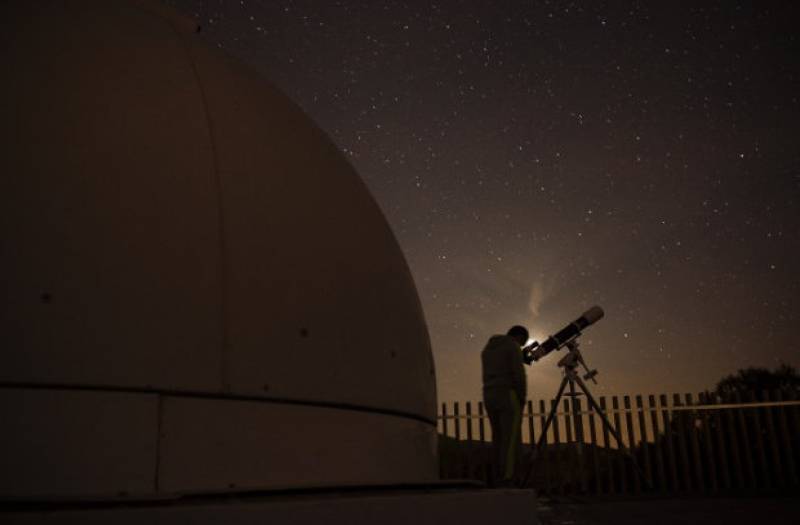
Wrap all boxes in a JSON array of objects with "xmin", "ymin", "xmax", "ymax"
[{"xmin": 481, "ymin": 325, "xmax": 529, "ymax": 487}]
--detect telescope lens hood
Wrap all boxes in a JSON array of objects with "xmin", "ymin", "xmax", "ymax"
[{"xmin": 582, "ymin": 306, "xmax": 604, "ymax": 325}]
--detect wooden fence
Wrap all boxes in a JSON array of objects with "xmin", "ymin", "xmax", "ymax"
[{"xmin": 438, "ymin": 390, "xmax": 800, "ymax": 495}]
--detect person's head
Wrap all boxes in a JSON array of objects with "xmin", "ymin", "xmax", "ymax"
[{"xmin": 507, "ymin": 325, "xmax": 529, "ymax": 347}]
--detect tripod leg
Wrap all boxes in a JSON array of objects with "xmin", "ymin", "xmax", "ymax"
[
  {"xmin": 574, "ymin": 378, "xmax": 625, "ymax": 447},
  {"xmin": 573, "ymin": 376, "xmax": 652, "ymax": 490},
  {"xmin": 568, "ymin": 378, "xmax": 585, "ymax": 452},
  {"xmin": 519, "ymin": 376, "xmax": 569, "ymax": 488},
  {"xmin": 567, "ymin": 377, "xmax": 587, "ymax": 492},
  {"xmin": 535, "ymin": 376, "xmax": 569, "ymax": 450}
]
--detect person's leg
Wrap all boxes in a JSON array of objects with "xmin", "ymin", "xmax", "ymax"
[
  {"xmin": 486, "ymin": 406, "xmax": 504, "ymax": 485},
  {"xmin": 492, "ymin": 395, "xmax": 516, "ymax": 484},
  {"xmin": 485, "ymin": 389, "xmax": 511, "ymax": 485},
  {"xmin": 504, "ymin": 391, "xmax": 522, "ymax": 482},
  {"xmin": 509, "ymin": 391, "xmax": 522, "ymax": 479}
]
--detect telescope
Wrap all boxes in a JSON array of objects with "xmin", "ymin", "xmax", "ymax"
[
  {"xmin": 522, "ymin": 306, "xmax": 604, "ymax": 365},
  {"xmin": 519, "ymin": 305, "xmax": 651, "ymax": 490}
]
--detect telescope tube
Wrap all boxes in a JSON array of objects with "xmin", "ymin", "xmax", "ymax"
[{"xmin": 525, "ymin": 306, "xmax": 604, "ymax": 362}]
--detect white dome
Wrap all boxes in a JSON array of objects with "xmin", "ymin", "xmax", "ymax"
[{"xmin": 0, "ymin": 0, "xmax": 437, "ymax": 499}]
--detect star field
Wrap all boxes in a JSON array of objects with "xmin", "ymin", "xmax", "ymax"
[{"xmin": 169, "ymin": 1, "xmax": 799, "ymax": 402}]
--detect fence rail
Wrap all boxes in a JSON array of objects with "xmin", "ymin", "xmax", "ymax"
[{"xmin": 437, "ymin": 390, "xmax": 800, "ymax": 495}]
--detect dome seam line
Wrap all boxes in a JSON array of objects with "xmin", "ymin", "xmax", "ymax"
[
  {"xmin": 166, "ymin": 19, "xmax": 231, "ymax": 392},
  {"xmin": 0, "ymin": 382, "xmax": 438, "ymax": 427}
]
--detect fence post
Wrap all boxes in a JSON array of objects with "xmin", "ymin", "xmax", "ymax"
[
  {"xmin": 574, "ymin": 396, "xmax": 586, "ymax": 443},
  {"xmin": 564, "ymin": 399, "xmax": 574, "ymax": 443},
  {"xmin": 464, "ymin": 401, "xmax": 476, "ymax": 479},
  {"xmin": 587, "ymin": 399, "xmax": 601, "ymax": 494},
  {"xmin": 612, "ymin": 396, "xmax": 628, "ymax": 493},
  {"xmin": 787, "ymin": 390, "xmax": 800, "ymax": 458},
  {"xmin": 624, "ymin": 396, "xmax": 640, "ymax": 493},
  {"xmin": 745, "ymin": 391, "xmax": 769, "ymax": 488},
  {"xmin": 733, "ymin": 391, "xmax": 754, "ymax": 487},
  {"xmin": 774, "ymin": 390, "xmax": 798, "ymax": 486},
  {"xmin": 648, "ymin": 394, "xmax": 666, "ymax": 493},
  {"xmin": 539, "ymin": 399, "xmax": 551, "ymax": 494},
  {"xmin": 551, "ymin": 398, "xmax": 563, "ymax": 494},
  {"xmin": 478, "ymin": 401, "xmax": 490, "ymax": 484},
  {"xmin": 698, "ymin": 392, "xmax": 719, "ymax": 493},
  {"xmin": 659, "ymin": 394, "xmax": 678, "ymax": 492},
  {"xmin": 728, "ymin": 392, "xmax": 749, "ymax": 488},
  {"xmin": 793, "ymin": 390, "xmax": 800, "ymax": 487},
  {"xmin": 440, "ymin": 402, "xmax": 449, "ymax": 479},
  {"xmin": 562, "ymin": 399, "xmax": 574, "ymax": 492},
  {"xmin": 636, "ymin": 395, "xmax": 653, "ymax": 491},
  {"xmin": 672, "ymin": 394, "xmax": 692, "ymax": 492},
  {"xmin": 478, "ymin": 401, "xmax": 486, "ymax": 442},
  {"xmin": 760, "ymin": 390, "xmax": 784, "ymax": 488},
  {"xmin": 685, "ymin": 393, "xmax": 705, "ymax": 492},
  {"xmin": 600, "ymin": 397, "xmax": 615, "ymax": 494},
  {"xmin": 708, "ymin": 393, "xmax": 730, "ymax": 490},
  {"xmin": 466, "ymin": 401, "xmax": 473, "ymax": 442},
  {"xmin": 454, "ymin": 401, "xmax": 461, "ymax": 442},
  {"xmin": 575, "ymin": 397, "xmax": 588, "ymax": 493}
]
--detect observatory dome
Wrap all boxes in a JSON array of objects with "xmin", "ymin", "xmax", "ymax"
[{"xmin": 1, "ymin": 0, "xmax": 437, "ymax": 499}]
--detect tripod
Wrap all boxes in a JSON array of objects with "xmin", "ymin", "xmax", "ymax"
[{"xmin": 521, "ymin": 339, "xmax": 650, "ymax": 490}]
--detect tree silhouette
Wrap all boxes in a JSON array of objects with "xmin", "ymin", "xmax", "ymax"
[{"xmin": 714, "ymin": 363, "xmax": 800, "ymax": 396}]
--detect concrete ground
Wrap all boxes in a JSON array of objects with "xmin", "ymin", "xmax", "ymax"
[{"xmin": 535, "ymin": 495, "xmax": 800, "ymax": 525}]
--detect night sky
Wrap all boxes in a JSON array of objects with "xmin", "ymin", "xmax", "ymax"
[{"xmin": 168, "ymin": 1, "xmax": 799, "ymax": 402}]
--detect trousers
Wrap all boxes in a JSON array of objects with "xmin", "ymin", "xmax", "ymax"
[{"xmin": 483, "ymin": 388, "xmax": 522, "ymax": 482}]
